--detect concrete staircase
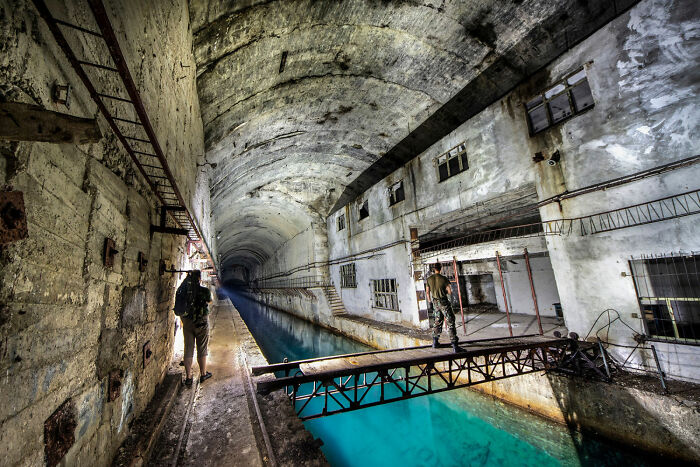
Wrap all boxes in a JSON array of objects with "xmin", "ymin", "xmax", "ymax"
[{"xmin": 323, "ymin": 286, "xmax": 348, "ymax": 316}]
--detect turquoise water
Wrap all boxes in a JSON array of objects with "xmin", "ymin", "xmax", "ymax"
[{"xmin": 225, "ymin": 291, "xmax": 652, "ymax": 467}]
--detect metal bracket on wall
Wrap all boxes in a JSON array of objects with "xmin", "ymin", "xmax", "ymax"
[
  {"xmin": 108, "ymin": 369, "xmax": 123, "ymax": 401},
  {"xmin": 143, "ymin": 341, "xmax": 152, "ymax": 369},
  {"xmin": 150, "ymin": 205, "xmax": 189, "ymax": 236},
  {"xmin": 0, "ymin": 190, "xmax": 28, "ymax": 244},
  {"xmin": 137, "ymin": 251, "xmax": 148, "ymax": 272},
  {"xmin": 44, "ymin": 398, "xmax": 77, "ymax": 467},
  {"xmin": 103, "ymin": 238, "xmax": 118, "ymax": 267}
]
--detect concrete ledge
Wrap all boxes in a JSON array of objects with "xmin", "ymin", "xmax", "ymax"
[{"xmin": 112, "ymin": 373, "xmax": 181, "ymax": 467}]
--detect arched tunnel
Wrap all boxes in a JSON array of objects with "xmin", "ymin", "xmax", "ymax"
[{"xmin": 1, "ymin": 0, "xmax": 699, "ymax": 465}]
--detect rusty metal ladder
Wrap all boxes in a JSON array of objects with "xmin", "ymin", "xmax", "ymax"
[{"xmin": 31, "ymin": 0, "xmax": 216, "ymax": 270}]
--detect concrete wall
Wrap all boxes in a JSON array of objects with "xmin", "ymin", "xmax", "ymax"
[
  {"xmin": 0, "ymin": 1, "xmax": 208, "ymax": 465},
  {"xmin": 325, "ymin": 0, "xmax": 699, "ymax": 381}
]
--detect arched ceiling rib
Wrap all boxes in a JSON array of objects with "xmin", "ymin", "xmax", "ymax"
[{"xmin": 190, "ymin": 0, "xmax": 636, "ymax": 274}]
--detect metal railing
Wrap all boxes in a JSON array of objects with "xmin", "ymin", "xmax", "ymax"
[
  {"xmin": 252, "ymin": 276, "xmax": 331, "ymax": 289},
  {"xmin": 417, "ymin": 189, "xmax": 700, "ymax": 259}
]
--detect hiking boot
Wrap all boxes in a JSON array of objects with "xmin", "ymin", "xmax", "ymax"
[{"xmin": 432, "ymin": 337, "xmax": 440, "ymax": 349}]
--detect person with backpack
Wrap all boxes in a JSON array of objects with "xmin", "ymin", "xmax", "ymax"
[{"xmin": 175, "ymin": 270, "xmax": 212, "ymax": 386}]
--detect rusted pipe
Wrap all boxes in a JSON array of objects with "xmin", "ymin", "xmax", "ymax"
[
  {"xmin": 523, "ymin": 248, "xmax": 544, "ymax": 335},
  {"xmin": 495, "ymin": 251, "xmax": 513, "ymax": 337}
]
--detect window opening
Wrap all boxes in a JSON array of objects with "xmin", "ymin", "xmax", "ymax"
[
  {"xmin": 340, "ymin": 263, "xmax": 357, "ymax": 288},
  {"xmin": 389, "ymin": 180, "xmax": 405, "ymax": 206},
  {"xmin": 436, "ymin": 142, "xmax": 468, "ymax": 182},
  {"xmin": 358, "ymin": 199, "xmax": 369, "ymax": 220},
  {"xmin": 526, "ymin": 67, "xmax": 594, "ymax": 135},
  {"xmin": 337, "ymin": 213, "xmax": 345, "ymax": 231},
  {"xmin": 629, "ymin": 252, "xmax": 699, "ymax": 345},
  {"xmin": 372, "ymin": 278, "xmax": 399, "ymax": 311}
]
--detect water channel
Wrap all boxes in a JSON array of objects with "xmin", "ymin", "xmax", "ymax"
[{"xmin": 225, "ymin": 290, "xmax": 651, "ymax": 467}]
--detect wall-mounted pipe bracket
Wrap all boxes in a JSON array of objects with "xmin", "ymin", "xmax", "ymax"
[{"xmin": 0, "ymin": 190, "xmax": 28, "ymax": 244}]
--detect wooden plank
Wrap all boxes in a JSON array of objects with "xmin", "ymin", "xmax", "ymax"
[{"xmin": 0, "ymin": 102, "xmax": 101, "ymax": 144}]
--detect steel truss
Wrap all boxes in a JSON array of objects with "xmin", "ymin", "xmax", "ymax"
[{"xmin": 256, "ymin": 337, "xmax": 575, "ymax": 421}]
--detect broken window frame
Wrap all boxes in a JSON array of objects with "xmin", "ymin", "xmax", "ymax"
[
  {"xmin": 388, "ymin": 180, "xmax": 405, "ymax": 206},
  {"xmin": 435, "ymin": 142, "xmax": 468, "ymax": 182},
  {"xmin": 525, "ymin": 67, "xmax": 595, "ymax": 136},
  {"xmin": 358, "ymin": 199, "xmax": 369, "ymax": 221},
  {"xmin": 372, "ymin": 278, "xmax": 399, "ymax": 311},
  {"xmin": 337, "ymin": 213, "xmax": 346, "ymax": 231},
  {"xmin": 340, "ymin": 263, "xmax": 357, "ymax": 288},
  {"xmin": 629, "ymin": 253, "xmax": 700, "ymax": 346}
]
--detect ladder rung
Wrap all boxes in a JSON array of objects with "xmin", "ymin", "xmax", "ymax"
[
  {"xmin": 77, "ymin": 60, "xmax": 118, "ymax": 72},
  {"xmin": 124, "ymin": 136, "xmax": 150, "ymax": 143},
  {"xmin": 54, "ymin": 19, "xmax": 102, "ymax": 37},
  {"xmin": 98, "ymin": 93, "xmax": 132, "ymax": 103},
  {"xmin": 113, "ymin": 116, "xmax": 142, "ymax": 125}
]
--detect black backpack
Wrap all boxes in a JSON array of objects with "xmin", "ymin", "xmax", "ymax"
[{"xmin": 174, "ymin": 279, "xmax": 193, "ymax": 317}]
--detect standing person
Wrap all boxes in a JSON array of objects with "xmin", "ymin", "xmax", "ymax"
[
  {"xmin": 180, "ymin": 270, "xmax": 213, "ymax": 386},
  {"xmin": 426, "ymin": 263, "xmax": 460, "ymax": 352}
]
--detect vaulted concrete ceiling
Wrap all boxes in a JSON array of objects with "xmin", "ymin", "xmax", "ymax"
[{"xmin": 189, "ymin": 0, "xmax": 636, "ymax": 272}]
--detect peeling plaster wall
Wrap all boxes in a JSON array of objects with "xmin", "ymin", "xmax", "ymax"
[
  {"xmin": 0, "ymin": 1, "xmax": 208, "ymax": 465},
  {"xmin": 327, "ymin": 0, "xmax": 699, "ymax": 381}
]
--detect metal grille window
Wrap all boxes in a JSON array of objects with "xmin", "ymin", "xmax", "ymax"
[
  {"xmin": 337, "ymin": 213, "xmax": 345, "ymax": 231},
  {"xmin": 340, "ymin": 263, "xmax": 357, "ymax": 288},
  {"xmin": 436, "ymin": 143, "xmax": 468, "ymax": 182},
  {"xmin": 372, "ymin": 279, "xmax": 399, "ymax": 311},
  {"xmin": 526, "ymin": 68, "xmax": 594, "ymax": 135},
  {"xmin": 358, "ymin": 199, "xmax": 369, "ymax": 220},
  {"xmin": 389, "ymin": 181, "xmax": 405, "ymax": 206},
  {"xmin": 629, "ymin": 253, "xmax": 699, "ymax": 345}
]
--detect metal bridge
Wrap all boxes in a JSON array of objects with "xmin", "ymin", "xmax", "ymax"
[{"xmin": 252, "ymin": 335, "xmax": 607, "ymax": 420}]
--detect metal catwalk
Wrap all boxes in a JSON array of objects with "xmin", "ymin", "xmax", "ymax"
[{"xmin": 253, "ymin": 335, "xmax": 607, "ymax": 420}]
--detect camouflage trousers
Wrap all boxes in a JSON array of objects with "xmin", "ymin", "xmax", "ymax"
[{"xmin": 432, "ymin": 298, "xmax": 458, "ymax": 344}]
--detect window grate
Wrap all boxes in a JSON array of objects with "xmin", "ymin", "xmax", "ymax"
[
  {"xmin": 629, "ymin": 252, "xmax": 700, "ymax": 345},
  {"xmin": 526, "ymin": 67, "xmax": 594, "ymax": 135},
  {"xmin": 340, "ymin": 263, "xmax": 357, "ymax": 288},
  {"xmin": 436, "ymin": 142, "xmax": 468, "ymax": 182},
  {"xmin": 372, "ymin": 278, "xmax": 399, "ymax": 311}
]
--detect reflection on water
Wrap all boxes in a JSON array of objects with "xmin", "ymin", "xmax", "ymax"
[{"xmin": 225, "ymin": 290, "xmax": 651, "ymax": 467}]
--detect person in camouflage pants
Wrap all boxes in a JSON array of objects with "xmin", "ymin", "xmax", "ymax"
[
  {"xmin": 181, "ymin": 270, "xmax": 213, "ymax": 386},
  {"xmin": 426, "ymin": 263, "xmax": 459, "ymax": 352}
]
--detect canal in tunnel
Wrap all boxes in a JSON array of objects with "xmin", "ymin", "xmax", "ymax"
[{"xmin": 224, "ymin": 290, "xmax": 654, "ymax": 467}]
